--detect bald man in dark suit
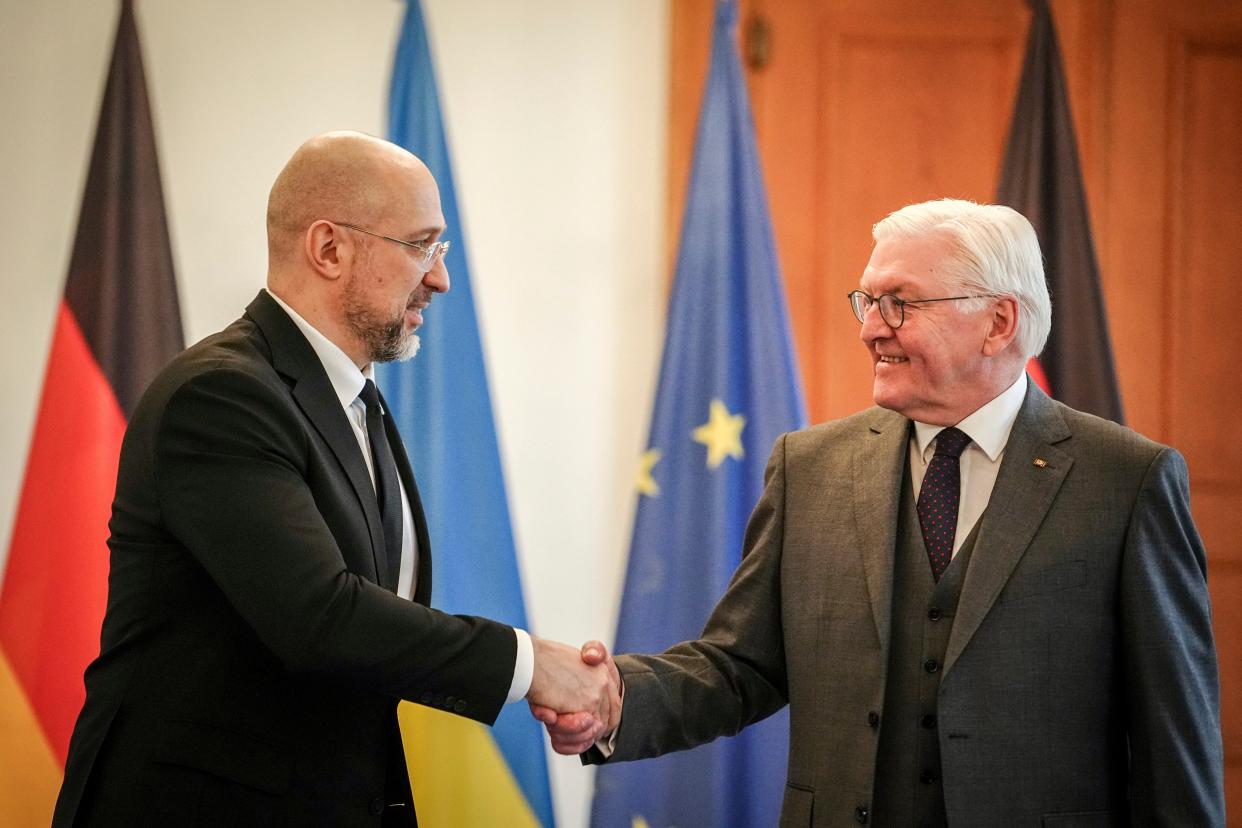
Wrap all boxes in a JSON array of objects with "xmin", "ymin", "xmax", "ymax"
[{"xmin": 55, "ymin": 131, "xmax": 619, "ymax": 828}]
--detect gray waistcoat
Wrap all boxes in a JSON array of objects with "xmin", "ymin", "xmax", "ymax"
[{"xmin": 871, "ymin": 467, "xmax": 982, "ymax": 827}]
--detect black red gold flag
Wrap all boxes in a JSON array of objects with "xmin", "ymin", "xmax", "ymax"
[
  {"xmin": 997, "ymin": 0, "xmax": 1125, "ymax": 422},
  {"xmin": 0, "ymin": 1, "xmax": 183, "ymax": 820}
]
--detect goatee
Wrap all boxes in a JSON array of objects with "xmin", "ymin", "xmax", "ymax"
[
  {"xmin": 343, "ymin": 281, "xmax": 423, "ymax": 363},
  {"xmin": 345, "ymin": 311, "xmax": 420, "ymax": 363}
]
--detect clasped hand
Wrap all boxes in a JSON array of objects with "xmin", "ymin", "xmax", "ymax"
[{"xmin": 525, "ymin": 638, "xmax": 620, "ymax": 755}]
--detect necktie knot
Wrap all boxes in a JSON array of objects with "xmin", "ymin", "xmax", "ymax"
[
  {"xmin": 933, "ymin": 427, "xmax": 971, "ymax": 459},
  {"xmin": 359, "ymin": 379, "xmax": 382, "ymax": 412}
]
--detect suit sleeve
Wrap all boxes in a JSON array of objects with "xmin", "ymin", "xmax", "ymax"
[
  {"xmin": 591, "ymin": 434, "xmax": 792, "ymax": 763},
  {"xmin": 1120, "ymin": 447, "xmax": 1225, "ymax": 824},
  {"xmin": 153, "ymin": 365, "xmax": 516, "ymax": 724}
]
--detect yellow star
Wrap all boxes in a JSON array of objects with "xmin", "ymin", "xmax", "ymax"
[
  {"xmin": 636, "ymin": 448, "xmax": 661, "ymax": 497},
  {"xmin": 692, "ymin": 399, "xmax": 745, "ymax": 469},
  {"xmin": 632, "ymin": 818, "xmax": 651, "ymax": 828}
]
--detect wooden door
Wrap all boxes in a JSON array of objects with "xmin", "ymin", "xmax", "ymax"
[
  {"xmin": 1102, "ymin": 0, "xmax": 1242, "ymax": 815},
  {"xmin": 670, "ymin": 0, "xmax": 1242, "ymax": 817}
]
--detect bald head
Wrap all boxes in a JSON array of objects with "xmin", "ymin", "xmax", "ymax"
[
  {"xmin": 266, "ymin": 130, "xmax": 435, "ymax": 266},
  {"xmin": 261, "ymin": 131, "xmax": 449, "ymax": 368}
]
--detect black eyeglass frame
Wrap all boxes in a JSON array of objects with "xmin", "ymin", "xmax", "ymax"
[{"xmin": 846, "ymin": 289, "xmax": 998, "ymax": 329}]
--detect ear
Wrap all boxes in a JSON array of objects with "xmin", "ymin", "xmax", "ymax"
[
  {"xmin": 981, "ymin": 295, "xmax": 1020, "ymax": 357},
  {"xmin": 303, "ymin": 220, "xmax": 350, "ymax": 281}
]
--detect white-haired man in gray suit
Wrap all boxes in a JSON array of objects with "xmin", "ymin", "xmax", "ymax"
[{"xmin": 537, "ymin": 199, "xmax": 1225, "ymax": 827}]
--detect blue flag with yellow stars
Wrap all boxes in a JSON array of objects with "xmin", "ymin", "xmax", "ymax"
[
  {"xmin": 378, "ymin": 2, "xmax": 555, "ymax": 826},
  {"xmin": 590, "ymin": 1, "xmax": 806, "ymax": 826}
]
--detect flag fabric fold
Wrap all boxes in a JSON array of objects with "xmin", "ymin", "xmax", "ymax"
[
  {"xmin": 590, "ymin": 1, "xmax": 807, "ymax": 825},
  {"xmin": 0, "ymin": 0, "xmax": 183, "ymax": 822},
  {"xmin": 379, "ymin": 2, "xmax": 555, "ymax": 826},
  {"xmin": 997, "ymin": 0, "xmax": 1124, "ymax": 422}
]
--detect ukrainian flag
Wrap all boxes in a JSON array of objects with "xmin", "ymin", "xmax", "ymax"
[{"xmin": 377, "ymin": 2, "xmax": 556, "ymax": 825}]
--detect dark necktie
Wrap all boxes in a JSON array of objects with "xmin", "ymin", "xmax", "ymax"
[
  {"xmin": 359, "ymin": 379, "xmax": 403, "ymax": 590},
  {"xmin": 917, "ymin": 426, "xmax": 971, "ymax": 582}
]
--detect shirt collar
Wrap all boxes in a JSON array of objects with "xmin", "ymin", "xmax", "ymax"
[
  {"xmin": 265, "ymin": 288, "xmax": 373, "ymax": 410},
  {"xmin": 912, "ymin": 372, "xmax": 1027, "ymax": 462}
]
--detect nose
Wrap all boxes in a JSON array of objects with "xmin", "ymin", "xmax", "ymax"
[
  {"xmin": 421, "ymin": 258, "xmax": 450, "ymax": 294},
  {"xmin": 858, "ymin": 301, "xmax": 892, "ymax": 344}
]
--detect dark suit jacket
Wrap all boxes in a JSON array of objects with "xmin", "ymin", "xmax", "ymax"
[
  {"xmin": 53, "ymin": 291, "xmax": 516, "ymax": 827},
  {"xmin": 593, "ymin": 384, "xmax": 1225, "ymax": 827}
]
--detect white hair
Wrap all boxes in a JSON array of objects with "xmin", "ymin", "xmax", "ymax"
[{"xmin": 872, "ymin": 198, "xmax": 1051, "ymax": 359}]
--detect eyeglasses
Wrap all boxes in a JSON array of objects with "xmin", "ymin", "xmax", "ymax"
[
  {"xmin": 334, "ymin": 221, "xmax": 451, "ymax": 273},
  {"xmin": 846, "ymin": 290, "xmax": 997, "ymax": 329}
]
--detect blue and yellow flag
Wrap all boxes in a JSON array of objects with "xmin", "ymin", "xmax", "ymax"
[
  {"xmin": 590, "ymin": 1, "xmax": 806, "ymax": 826},
  {"xmin": 378, "ymin": 2, "xmax": 555, "ymax": 826}
]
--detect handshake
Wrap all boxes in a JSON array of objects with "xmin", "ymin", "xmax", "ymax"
[{"xmin": 525, "ymin": 637, "xmax": 621, "ymax": 755}]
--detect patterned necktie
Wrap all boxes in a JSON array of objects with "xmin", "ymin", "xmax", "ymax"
[
  {"xmin": 917, "ymin": 426, "xmax": 971, "ymax": 582},
  {"xmin": 359, "ymin": 379, "xmax": 403, "ymax": 590}
]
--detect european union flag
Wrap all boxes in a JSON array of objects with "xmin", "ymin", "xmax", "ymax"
[
  {"xmin": 590, "ymin": 1, "xmax": 806, "ymax": 826},
  {"xmin": 378, "ymin": 2, "xmax": 555, "ymax": 826}
]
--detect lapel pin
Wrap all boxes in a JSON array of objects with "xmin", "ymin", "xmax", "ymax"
[{"xmin": 1033, "ymin": 457, "xmax": 1047, "ymax": 468}]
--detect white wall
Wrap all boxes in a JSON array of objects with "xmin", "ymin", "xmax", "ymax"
[{"xmin": 0, "ymin": 2, "xmax": 669, "ymax": 826}]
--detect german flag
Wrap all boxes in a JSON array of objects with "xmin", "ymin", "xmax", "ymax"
[
  {"xmin": 997, "ymin": 0, "xmax": 1124, "ymax": 423},
  {"xmin": 0, "ymin": 1, "xmax": 183, "ymax": 821}
]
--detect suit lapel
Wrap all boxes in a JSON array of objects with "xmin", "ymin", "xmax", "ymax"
[
  {"xmin": 245, "ymin": 291, "xmax": 389, "ymax": 585},
  {"xmin": 943, "ymin": 383, "xmax": 1073, "ymax": 676},
  {"xmin": 852, "ymin": 408, "xmax": 910, "ymax": 654}
]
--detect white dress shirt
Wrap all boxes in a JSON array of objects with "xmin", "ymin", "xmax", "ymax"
[
  {"xmin": 910, "ymin": 372, "xmax": 1028, "ymax": 557},
  {"xmin": 267, "ymin": 290, "xmax": 533, "ymax": 702}
]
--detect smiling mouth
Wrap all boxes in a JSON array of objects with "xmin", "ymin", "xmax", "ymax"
[{"xmin": 877, "ymin": 355, "xmax": 908, "ymax": 364}]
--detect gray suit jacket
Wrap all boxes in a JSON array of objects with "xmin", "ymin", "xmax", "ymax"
[{"xmin": 597, "ymin": 384, "xmax": 1224, "ymax": 827}]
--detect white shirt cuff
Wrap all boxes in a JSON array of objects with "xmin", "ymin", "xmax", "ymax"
[
  {"xmin": 505, "ymin": 627, "xmax": 534, "ymax": 703},
  {"xmin": 593, "ymin": 721, "xmax": 619, "ymax": 758}
]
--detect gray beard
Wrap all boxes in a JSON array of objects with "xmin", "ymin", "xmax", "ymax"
[
  {"xmin": 360, "ymin": 318, "xmax": 419, "ymax": 363},
  {"xmin": 343, "ymin": 279, "xmax": 421, "ymax": 363},
  {"xmin": 347, "ymin": 311, "xmax": 420, "ymax": 363}
]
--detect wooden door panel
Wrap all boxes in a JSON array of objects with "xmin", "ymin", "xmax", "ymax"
[
  {"xmin": 1167, "ymin": 43, "xmax": 1242, "ymax": 474},
  {"xmin": 1107, "ymin": 2, "xmax": 1242, "ymax": 812},
  {"xmin": 817, "ymin": 9, "xmax": 1026, "ymax": 419},
  {"xmin": 1196, "ymin": 489, "xmax": 1242, "ymax": 566}
]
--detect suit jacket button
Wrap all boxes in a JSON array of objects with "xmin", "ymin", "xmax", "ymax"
[
  {"xmin": 921, "ymin": 714, "xmax": 937, "ymax": 729},
  {"xmin": 420, "ymin": 692, "xmax": 433, "ymax": 705},
  {"xmin": 369, "ymin": 797, "xmax": 385, "ymax": 816},
  {"xmin": 927, "ymin": 606, "xmax": 943, "ymax": 621},
  {"xmin": 923, "ymin": 658, "xmax": 939, "ymax": 673},
  {"xmin": 855, "ymin": 805, "xmax": 870, "ymax": 823},
  {"xmin": 454, "ymin": 699, "xmax": 468, "ymax": 713},
  {"xmin": 867, "ymin": 711, "xmax": 880, "ymax": 728},
  {"xmin": 920, "ymin": 770, "xmax": 937, "ymax": 784},
  {"xmin": 445, "ymin": 695, "xmax": 456, "ymax": 708}
]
